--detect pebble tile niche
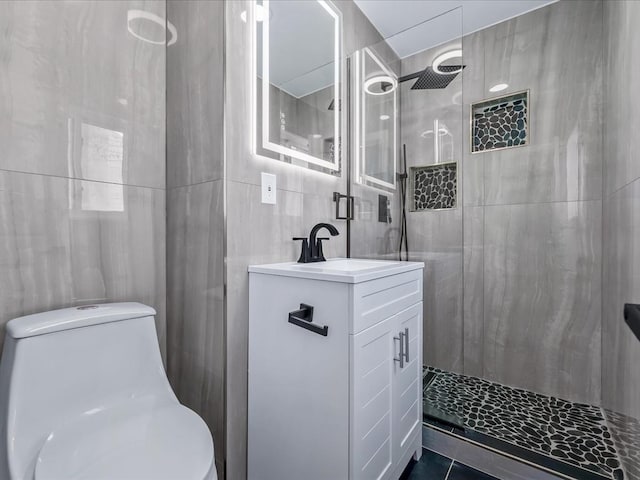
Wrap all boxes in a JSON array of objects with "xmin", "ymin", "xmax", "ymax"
[
  {"xmin": 411, "ymin": 163, "xmax": 457, "ymax": 211},
  {"xmin": 471, "ymin": 91, "xmax": 528, "ymax": 153}
]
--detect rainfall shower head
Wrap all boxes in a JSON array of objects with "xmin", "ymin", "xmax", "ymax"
[{"xmin": 399, "ymin": 65, "xmax": 465, "ymax": 90}]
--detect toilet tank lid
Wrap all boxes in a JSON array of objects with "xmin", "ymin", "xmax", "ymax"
[{"xmin": 7, "ymin": 303, "xmax": 156, "ymax": 339}]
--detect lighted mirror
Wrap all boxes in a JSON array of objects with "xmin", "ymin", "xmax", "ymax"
[
  {"xmin": 253, "ymin": 0, "xmax": 342, "ymax": 172},
  {"xmin": 355, "ymin": 47, "xmax": 398, "ymax": 190}
]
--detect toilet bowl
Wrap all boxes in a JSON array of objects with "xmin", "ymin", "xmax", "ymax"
[{"xmin": 0, "ymin": 303, "xmax": 217, "ymax": 480}]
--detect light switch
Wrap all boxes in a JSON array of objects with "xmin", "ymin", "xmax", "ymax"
[{"xmin": 261, "ymin": 172, "xmax": 276, "ymax": 204}]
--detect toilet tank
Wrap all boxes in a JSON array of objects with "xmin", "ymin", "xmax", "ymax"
[{"xmin": 0, "ymin": 303, "xmax": 175, "ymax": 480}]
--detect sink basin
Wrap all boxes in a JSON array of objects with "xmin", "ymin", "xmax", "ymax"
[
  {"xmin": 249, "ymin": 258, "xmax": 424, "ymax": 283},
  {"xmin": 289, "ymin": 259, "xmax": 397, "ymax": 273}
]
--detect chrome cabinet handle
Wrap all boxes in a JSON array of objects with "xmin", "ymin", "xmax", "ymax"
[
  {"xmin": 394, "ymin": 331, "xmax": 404, "ymax": 368},
  {"xmin": 404, "ymin": 327, "xmax": 409, "ymax": 363}
]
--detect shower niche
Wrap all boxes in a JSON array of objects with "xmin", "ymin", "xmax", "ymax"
[
  {"xmin": 410, "ymin": 162, "xmax": 457, "ymax": 211},
  {"xmin": 471, "ymin": 90, "xmax": 528, "ymax": 153}
]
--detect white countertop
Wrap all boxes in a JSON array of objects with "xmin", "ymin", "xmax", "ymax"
[{"xmin": 248, "ymin": 258, "xmax": 424, "ymax": 283}]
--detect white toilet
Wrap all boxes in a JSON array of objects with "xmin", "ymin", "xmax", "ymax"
[{"xmin": 0, "ymin": 302, "xmax": 217, "ymax": 480}]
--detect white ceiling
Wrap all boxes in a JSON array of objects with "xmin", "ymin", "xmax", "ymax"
[{"xmin": 353, "ymin": 0, "xmax": 557, "ymax": 58}]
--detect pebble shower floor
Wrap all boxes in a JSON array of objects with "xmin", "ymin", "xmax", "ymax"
[{"xmin": 423, "ymin": 367, "xmax": 630, "ymax": 479}]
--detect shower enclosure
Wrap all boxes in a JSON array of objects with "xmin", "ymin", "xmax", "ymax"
[{"xmin": 346, "ymin": 1, "xmax": 639, "ymax": 479}]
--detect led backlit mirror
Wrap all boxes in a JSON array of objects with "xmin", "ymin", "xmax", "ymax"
[
  {"xmin": 355, "ymin": 47, "xmax": 398, "ymax": 190},
  {"xmin": 253, "ymin": 0, "xmax": 342, "ymax": 172}
]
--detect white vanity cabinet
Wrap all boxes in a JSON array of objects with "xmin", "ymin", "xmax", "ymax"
[{"xmin": 248, "ymin": 259, "xmax": 424, "ymax": 480}]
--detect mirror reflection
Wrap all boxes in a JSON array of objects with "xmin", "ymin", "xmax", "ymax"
[
  {"xmin": 355, "ymin": 47, "xmax": 398, "ymax": 190},
  {"xmin": 255, "ymin": 0, "xmax": 341, "ymax": 172}
]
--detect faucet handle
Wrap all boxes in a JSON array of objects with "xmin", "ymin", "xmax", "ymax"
[
  {"xmin": 315, "ymin": 238, "xmax": 329, "ymax": 262},
  {"xmin": 293, "ymin": 237, "xmax": 310, "ymax": 263}
]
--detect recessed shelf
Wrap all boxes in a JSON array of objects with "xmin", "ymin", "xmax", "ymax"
[
  {"xmin": 410, "ymin": 162, "xmax": 457, "ymax": 211},
  {"xmin": 471, "ymin": 90, "xmax": 528, "ymax": 153}
]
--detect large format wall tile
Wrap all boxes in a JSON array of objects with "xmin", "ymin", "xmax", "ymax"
[
  {"xmin": 602, "ymin": 3, "xmax": 640, "ymax": 478},
  {"xmin": 461, "ymin": 30, "xmax": 486, "ymax": 207},
  {"xmin": 225, "ymin": 180, "xmax": 304, "ymax": 480},
  {"xmin": 0, "ymin": 0, "xmax": 167, "ymax": 365},
  {"xmin": 165, "ymin": 1, "xmax": 226, "ymax": 474},
  {"xmin": 419, "ymin": 248, "xmax": 463, "ymax": 374},
  {"xmin": 0, "ymin": 170, "xmax": 166, "ymax": 355},
  {"xmin": 459, "ymin": 31, "xmax": 486, "ymax": 377},
  {"xmin": 462, "ymin": 206, "xmax": 484, "ymax": 377},
  {"xmin": 166, "ymin": 0, "xmax": 224, "ymax": 188},
  {"xmin": 0, "ymin": 0, "xmax": 166, "ymax": 189},
  {"xmin": 603, "ymin": 0, "xmax": 640, "ymax": 196},
  {"xmin": 441, "ymin": 0, "xmax": 605, "ymax": 405},
  {"xmin": 166, "ymin": 180, "xmax": 225, "ymax": 472},
  {"xmin": 483, "ymin": 200, "xmax": 601, "ymax": 404},
  {"xmin": 479, "ymin": 0, "xmax": 603, "ymax": 205},
  {"xmin": 406, "ymin": 208, "xmax": 463, "ymax": 374},
  {"xmin": 602, "ymin": 179, "xmax": 640, "ymax": 419}
]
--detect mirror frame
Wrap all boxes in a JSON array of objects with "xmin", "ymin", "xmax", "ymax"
[
  {"xmin": 354, "ymin": 47, "xmax": 398, "ymax": 191},
  {"xmin": 253, "ymin": 0, "xmax": 342, "ymax": 172}
]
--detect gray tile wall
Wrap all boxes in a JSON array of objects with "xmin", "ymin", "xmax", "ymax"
[
  {"xmin": 165, "ymin": 0, "xmax": 225, "ymax": 477},
  {"xmin": 463, "ymin": 0, "xmax": 604, "ymax": 405},
  {"xmin": 458, "ymin": 0, "xmax": 604, "ymax": 404},
  {"xmin": 0, "ymin": 0, "xmax": 166, "ymax": 353},
  {"xmin": 399, "ymin": 0, "xmax": 604, "ymax": 404},
  {"xmin": 602, "ymin": 1, "xmax": 640, "ymax": 477},
  {"xmin": 482, "ymin": 200, "xmax": 601, "ymax": 398}
]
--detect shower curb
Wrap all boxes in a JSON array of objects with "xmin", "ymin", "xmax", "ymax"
[{"xmin": 422, "ymin": 423, "xmax": 611, "ymax": 480}]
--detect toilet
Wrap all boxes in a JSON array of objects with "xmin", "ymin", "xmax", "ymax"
[{"xmin": 0, "ymin": 302, "xmax": 217, "ymax": 480}]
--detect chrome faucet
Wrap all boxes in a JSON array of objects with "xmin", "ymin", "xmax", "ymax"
[{"xmin": 293, "ymin": 223, "xmax": 340, "ymax": 263}]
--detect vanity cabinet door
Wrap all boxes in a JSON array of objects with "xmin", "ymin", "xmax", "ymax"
[
  {"xmin": 350, "ymin": 318, "xmax": 396, "ymax": 480},
  {"xmin": 391, "ymin": 303, "xmax": 423, "ymax": 466},
  {"xmin": 248, "ymin": 274, "xmax": 350, "ymax": 480}
]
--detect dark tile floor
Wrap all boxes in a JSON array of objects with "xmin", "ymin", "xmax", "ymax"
[{"xmin": 400, "ymin": 449, "xmax": 498, "ymax": 480}]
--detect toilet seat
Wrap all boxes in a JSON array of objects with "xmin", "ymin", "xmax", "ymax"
[{"xmin": 35, "ymin": 403, "xmax": 216, "ymax": 480}]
